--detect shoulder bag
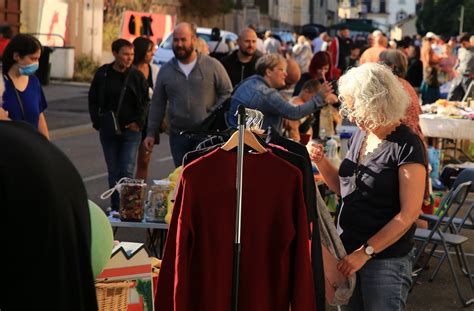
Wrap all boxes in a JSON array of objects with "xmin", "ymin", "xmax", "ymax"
[
  {"xmin": 99, "ymin": 67, "xmax": 134, "ymax": 137},
  {"xmin": 5, "ymin": 74, "xmax": 26, "ymax": 120}
]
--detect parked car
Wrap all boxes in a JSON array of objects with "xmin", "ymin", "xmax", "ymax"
[{"xmin": 153, "ymin": 27, "xmax": 238, "ymax": 66}]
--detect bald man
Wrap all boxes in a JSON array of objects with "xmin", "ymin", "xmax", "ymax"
[
  {"xmin": 360, "ymin": 33, "xmax": 388, "ymax": 64},
  {"xmin": 220, "ymin": 27, "xmax": 263, "ymax": 87},
  {"xmin": 283, "ymin": 58, "xmax": 301, "ymax": 90},
  {"xmin": 145, "ymin": 22, "xmax": 232, "ymax": 167}
]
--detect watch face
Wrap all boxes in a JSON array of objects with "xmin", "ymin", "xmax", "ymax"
[{"xmin": 365, "ymin": 246, "xmax": 374, "ymax": 255}]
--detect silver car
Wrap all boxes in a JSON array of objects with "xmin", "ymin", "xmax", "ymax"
[{"xmin": 153, "ymin": 27, "xmax": 238, "ymax": 66}]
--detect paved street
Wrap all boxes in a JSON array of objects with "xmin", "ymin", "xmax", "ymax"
[
  {"xmin": 43, "ymin": 82, "xmax": 175, "ymax": 243},
  {"xmin": 42, "ymin": 82, "xmax": 474, "ymax": 310}
]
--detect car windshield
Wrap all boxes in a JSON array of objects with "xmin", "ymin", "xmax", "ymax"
[{"xmin": 160, "ymin": 33, "xmax": 212, "ymax": 49}]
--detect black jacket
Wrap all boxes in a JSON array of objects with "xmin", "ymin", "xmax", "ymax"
[
  {"xmin": 220, "ymin": 50, "xmax": 262, "ymax": 87},
  {"xmin": 88, "ymin": 63, "xmax": 149, "ymax": 130}
]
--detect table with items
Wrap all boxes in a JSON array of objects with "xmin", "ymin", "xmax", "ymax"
[
  {"xmin": 420, "ymin": 100, "xmax": 474, "ymax": 162},
  {"xmin": 108, "ymin": 216, "xmax": 168, "ymax": 258}
]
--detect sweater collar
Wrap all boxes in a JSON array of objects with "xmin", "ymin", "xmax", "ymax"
[{"xmin": 171, "ymin": 52, "xmax": 202, "ymax": 69}]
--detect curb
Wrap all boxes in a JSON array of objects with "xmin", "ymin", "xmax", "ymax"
[
  {"xmin": 50, "ymin": 123, "xmax": 95, "ymax": 140},
  {"xmin": 49, "ymin": 80, "xmax": 91, "ymax": 87}
]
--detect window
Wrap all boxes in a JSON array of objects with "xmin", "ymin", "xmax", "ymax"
[
  {"xmin": 396, "ymin": 10, "xmax": 407, "ymax": 21},
  {"xmin": 380, "ymin": 0, "xmax": 386, "ymax": 13}
]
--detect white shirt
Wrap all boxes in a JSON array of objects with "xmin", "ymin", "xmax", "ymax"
[
  {"xmin": 178, "ymin": 58, "xmax": 197, "ymax": 78},
  {"xmin": 264, "ymin": 37, "xmax": 281, "ymax": 54}
]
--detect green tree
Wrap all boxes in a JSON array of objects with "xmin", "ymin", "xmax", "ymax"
[{"xmin": 417, "ymin": 0, "xmax": 474, "ymax": 37}]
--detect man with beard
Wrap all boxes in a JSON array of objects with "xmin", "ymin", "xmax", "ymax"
[
  {"xmin": 144, "ymin": 22, "xmax": 232, "ymax": 167},
  {"xmin": 220, "ymin": 28, "xmax": 262, "ymax": 87}
]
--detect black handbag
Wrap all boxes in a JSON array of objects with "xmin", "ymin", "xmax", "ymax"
[
  {"xmin": 99, "ymin": 68, "xmax": 133, "ymax": 137},
  {"xmin": 198, "ymin": 97, "xmax": 231, "ymax": 132},
  {"xmin": 99, "ymin": 111, "xmax": 122, "ymax": 136}
]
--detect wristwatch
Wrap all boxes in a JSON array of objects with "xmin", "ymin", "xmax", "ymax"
[{"xmin": 363, "ymin": 243, "xmax": 376, "ymax": 258}]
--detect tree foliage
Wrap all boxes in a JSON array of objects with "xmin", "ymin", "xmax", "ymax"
[{"xmin": 416, "ymin": 0, "xmax": 474, "ymax": 38}]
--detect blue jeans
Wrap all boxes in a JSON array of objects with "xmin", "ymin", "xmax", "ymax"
[
  {"xmin": 100, "ymin": 129, "xmax": 142, "ymax": 210},
  {"xmin": 341, "ymin": 250, "xmax": 415, "ymax": 311},
  {"xmin": 169, "ymin": 132, "xmax": 203, "ymax": 167}
]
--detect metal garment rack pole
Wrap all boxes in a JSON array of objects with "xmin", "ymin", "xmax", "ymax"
[{"xmin": 232, "ymin": 105, "xmax": 246, "ymax": 311}]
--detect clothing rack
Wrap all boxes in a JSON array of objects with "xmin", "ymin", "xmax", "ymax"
[{"xmin": 232, "ymin": 105, "xmax": 264, "ymax": 311}]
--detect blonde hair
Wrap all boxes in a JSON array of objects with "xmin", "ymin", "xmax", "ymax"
[
  {"xmin": 195, "ymin": 37, "xmax": 209, "ymax": 55},
  {"xmin": 338, "ymin": 62, "xmax": 409, "ymax": 130},
  {"xmin": 255, "ymin": 54, "xmax": 286, "ymax": 76}
]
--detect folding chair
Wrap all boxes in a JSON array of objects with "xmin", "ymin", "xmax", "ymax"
[
  {"xmin": 424, "ymin": 169, "xmax": 474, "ymax": 233},
  {"xmin": 412, "ymin": 181, "xmax": 474, "ymax": 307}
]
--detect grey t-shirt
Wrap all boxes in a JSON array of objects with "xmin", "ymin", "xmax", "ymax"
[{"xmin": 337, "ymin": 124, "xmax": 426, "ymax": 259}]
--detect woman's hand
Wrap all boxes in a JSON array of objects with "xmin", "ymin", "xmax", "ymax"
[
  {"xmin": 337, "ymin": 247, "xmax": 370, "ymax": 277},
  {"xmin": 307, "ymin": 141, "xmax": 325, "ymax": 163},
  {"xmin": 325, "ymin": 93, "xmax": 339, "ymax": 105},
  {"xmin": 125, "ymin": 122, "xmax": 141, "ymax": 132},
  {"xmin": 0, "ymin": 108, "xmax": 10, "ymax": 120}
]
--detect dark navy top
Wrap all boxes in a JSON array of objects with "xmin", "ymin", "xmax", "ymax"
[
  {"xmin": 2, "ymin": 75, "xmax": 47, "ymax": 128},
  {"xmin": 337, "ymin": 124, "xmax": 426, "ymax": 259}
]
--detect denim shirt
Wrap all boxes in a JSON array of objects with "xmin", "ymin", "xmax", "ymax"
[{"xmin": 226, "ymin": 75, "xmax": 325, "ymax": 131}]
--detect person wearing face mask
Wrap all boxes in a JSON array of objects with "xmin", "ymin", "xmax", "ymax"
[
  {"xmin": 227, "ymin": 53, "xmax": 334, "ymax": 131},
  {"xmin": 2, "ymin": 34, "xmax": 49, "ymax": 139}
]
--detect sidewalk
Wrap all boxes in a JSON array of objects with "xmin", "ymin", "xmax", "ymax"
[{"xmin": 42, "ymin": 80, "xmax": 94, "ymax": 139}]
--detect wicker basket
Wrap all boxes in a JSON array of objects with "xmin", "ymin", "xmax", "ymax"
[{"xmin": 95, "ymin": 281, "xmax": 132, "ymax": 311}]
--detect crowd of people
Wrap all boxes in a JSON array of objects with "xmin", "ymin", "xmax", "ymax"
[{"xmin": 0, "ymin": 21, "xmax": 473, "ymax": 310}]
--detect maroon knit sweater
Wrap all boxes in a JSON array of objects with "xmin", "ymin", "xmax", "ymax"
[{"xmin": 156, "ymin": 148, "xmax": 316, "ymax": 311}]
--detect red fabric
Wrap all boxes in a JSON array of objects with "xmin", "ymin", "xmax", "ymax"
[
  {"xmin": 155, "ymin": 148, "xmax": 316, "ymax": 311},
  {"xmin": 0, "ymin": 38, "xmax": 9, "ymax": 57},
  {"xmin": 327, "ymin": 38, "xmax": 341, "ymax": 79}
]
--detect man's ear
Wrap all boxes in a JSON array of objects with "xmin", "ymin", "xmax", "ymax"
[{"xmin": 13, "ymin": 52, "xmax": 20, "ymax": 62}]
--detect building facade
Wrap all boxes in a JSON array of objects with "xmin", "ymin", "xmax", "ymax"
[
  {"xmin": 21, "ymin": 0, "xmax": 104, "ymax": 62},
  {"xmin": 338, "ymin": 0, "xmax": 416, "ymax": 33},
  {"xmin": 268, "ymin": 0, "xmax": 338, "ymax": 31}
]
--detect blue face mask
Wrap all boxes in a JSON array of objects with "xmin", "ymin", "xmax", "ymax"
[{"xmin": 18, "ymin": 63, "xmax": 39, "ymax": 76}]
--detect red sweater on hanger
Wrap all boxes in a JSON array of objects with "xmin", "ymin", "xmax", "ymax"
[{"xmin": 155, "ymin": 148, "xmax": 316, "ymax": 311}]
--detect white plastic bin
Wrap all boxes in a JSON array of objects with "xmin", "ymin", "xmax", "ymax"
[{"xmin": 50, "ymin": 46, "xmax": 75, "ymax": 79}]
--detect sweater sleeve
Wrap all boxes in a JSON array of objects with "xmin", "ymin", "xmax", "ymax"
[
  {"xmin": 155, "ymin": 178, "xmax": 184, "ymax": 311},
  {"xmin": 266, "ymin": 89, "xmax": 326, "ymax": 120},
  {"xmin": 147, "ymin": 67, "xmax": 168, "ymax": 138},
  {"xmin": 173, "ymin": 176, "xmax": 193, "ymax": 311},
  {"xmin": 290, "ymin": 173, "xmax": 317, "ymax": 311},
  {"xmin": 213, "ymin": 60, "xmax": 233, "ymax": 107}
]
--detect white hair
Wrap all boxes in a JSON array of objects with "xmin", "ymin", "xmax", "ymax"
[{"xmin": 338, "ymin": 62, "xmax": 410, "ymax": 130}]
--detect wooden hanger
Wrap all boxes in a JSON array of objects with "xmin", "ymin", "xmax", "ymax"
[{"xmin": 221, "ymin": 129, "xmax": 268, "ymax": 153}]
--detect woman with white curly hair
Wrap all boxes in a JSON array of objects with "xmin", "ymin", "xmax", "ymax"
[{"xmin": 308, "ymin": 62, "xmax": 426, "ymax": 310}]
